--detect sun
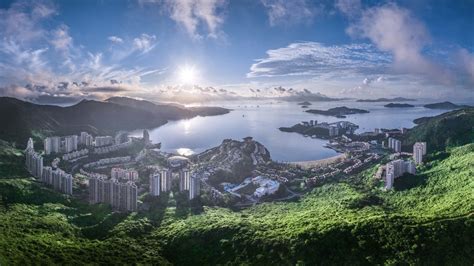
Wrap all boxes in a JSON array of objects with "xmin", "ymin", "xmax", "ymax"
[{"xmin": 178, "ymin": 65, "xmax": 198, "ymax": 84}]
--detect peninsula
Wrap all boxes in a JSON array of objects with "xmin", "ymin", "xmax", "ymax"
[{"xmin": 279, "ymin": 120, "xmax": 359, "ymax": 139}]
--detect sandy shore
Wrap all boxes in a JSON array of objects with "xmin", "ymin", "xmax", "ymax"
[{"xmin": 287, "ymin": 154, "xmax": 346, "ymax": 169}]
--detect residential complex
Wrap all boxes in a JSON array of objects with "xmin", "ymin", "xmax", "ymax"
[
  {"xmin": 80, "ymin": 132, "xmax": 94, "ymax": 146},
  {"xmin": 385, "ymin": 159, "xmax": 416, "ymax": 189},
  {"xmin": 94, "ymin": 136, "xmax": 114, "ymax": 147},
  {"xmin": 89, "ymin": 175, "xmax": 138, "ymax": 212},
  {"xmin": 111, "ymin": 168, "xmax": 139, "ymax": 181},
  {"xmin": 26, "ymin": 138, "xmax": 72, "ymax": 195},
  {"xmin": 44, "ymin": 136, "xmax": 61, "ymax": 155},
  {"xmin": 388, "ymin": 137, "xmax": 402, "ymax": 153}
]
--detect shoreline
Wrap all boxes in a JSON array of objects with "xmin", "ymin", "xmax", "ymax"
[{"xmin": 286, "ymin": 153, "xmax": 346, "ymax": 169}]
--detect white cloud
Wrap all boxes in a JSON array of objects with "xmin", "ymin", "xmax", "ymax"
[
  {"xmin": 108, "ymin": 36, "xmax": 124, "ymax": 43},
  {"xmin": 133, "ymin": 33, "xmax": 157, "ymax": 53},
  {"xmin": 51, "ymin": 24, "xmax": 73, "ymax": 51},
  {"xmin": 261, "ymin": 0, "xmax": 318, "ymax": 26},
  {"xmin": 158, "ymin": 0, "xmax": 226, "ymax": 39},
  {"xmin": 335, "ymin": 0, "xmax": 361, "ymax": 17},
  {"xmin": 456, "ymin": 48, "xmax": 474, "ymax": 84},
  {"xmin": 345, "ymin": 3, "xmax": 452, "ymax": 84},
  {"xmin": 247, "ymin": 42, "xmax": 391, "ymax": 78},
  {"xmin": 0, "ymin": 1, "xmax": 56, "ymax": 44}
]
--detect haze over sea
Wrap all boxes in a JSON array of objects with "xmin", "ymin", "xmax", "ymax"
[{"xmin": 131, "ymin": 100, "xmax": 468, "ymax": 162}]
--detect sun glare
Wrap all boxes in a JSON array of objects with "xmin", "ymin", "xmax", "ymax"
[{"xmin": 178, "ymin": 65, "xmax": 198, "ymax": 84}]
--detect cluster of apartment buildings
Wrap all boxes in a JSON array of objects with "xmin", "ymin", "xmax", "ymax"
[
  {"xmin": 25, "ymin": 138, "xmax": 73, "ymax": 195},
  {"xmin": 383, "ymin": 142, "xmax": 428, "ymax": 189},
  {"xmin": 44, "ymin": 132, "xmax": 122, "ymax": 156},
  {"xmin": 62, "ymin": 148, "xmax": 89, "ymax": 161},
  {"xmin": 387, "ymin": 137, "xmax": 402, "ymax": 153},
  {"xmin": 149, "ymin": 169, "xmax": 200, "ymax": 199},
  {"xmin": 93, "ymin": 139, "xmax": 133, "ymax": 154},
  {"xmin": 385, "ymin": 159, "xmax": 416, "ymax": 189},
  {"xmin": 111, "ymin": 168, "xmax": 139, "ymax": 181},
  {"xmin": 88, "ymin": 168, "xmax": 139, "ymax": 212},
  {"xmin": 42, "ymin": 166, "xmax": 73, "ymax": 195},
  {"xmin": 82, "ymin": 156, "xmax": 131, "ymax": 168},
  {"xmin": 44, "ymin": 135, "xmax": 79, "ymax": 155}
]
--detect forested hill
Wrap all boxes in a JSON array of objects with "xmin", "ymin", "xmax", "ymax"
[
  {"xmin": 106, "ymin": 96, "xmax": 230, "ymax": 119},
  {"xmin": 406, "ymin": 108, "xmax": 474, "ymax": 151},
  {"xmin": 0, "ymin": 96, "xmax": 230, "ymax": 146},
  {"xmin": 0, "ymin": 97, "xmax": 167, "ymax": 146}
]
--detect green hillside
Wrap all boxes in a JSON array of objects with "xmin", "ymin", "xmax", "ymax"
[
  {"xmin": 406, "ymin": 108, "xmax": 474, "ymax": 151},
  {"xmin": 0, "ymin": 142, "xmax": 473, "ymax": 264}
]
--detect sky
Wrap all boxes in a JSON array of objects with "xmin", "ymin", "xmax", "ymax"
[{"xmin": 0, "ymin": 0, "xmax": 473, "ymax": 104}]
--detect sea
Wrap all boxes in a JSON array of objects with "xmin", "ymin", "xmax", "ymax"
[{"xmin": 129, "ymin": 100, "xmax": 465, "ymax": 162}]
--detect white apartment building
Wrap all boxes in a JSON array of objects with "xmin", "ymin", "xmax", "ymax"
[
  {"xmin": 413, "ymin": 142, "xmax": 427, "ymax": 164},
  {"xmin": 149, "ymin": 172, "xmax": 161, "ymax": 196}
]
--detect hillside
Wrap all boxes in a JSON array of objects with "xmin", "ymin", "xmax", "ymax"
[
  {"xmin": 0, "ymin": 141, "xmax": 472, "ymax": 264},
  {"xmin": 106, "ymin": 97, "xmax": 230, "ymax": 120},
  {"xmin": 0, "ymin": 97, "xmax": 167, "ymax": 146},
  {"xmin": 0, "ymin": 97, "xmax": 230, "ymax": 147},
  {"xmin": 406, "ymin": 108, "xmax": 474, "ymax": 151},
  {"xmin": 423, "ymin": 101, "xmax": 471, "ymax": 109}
]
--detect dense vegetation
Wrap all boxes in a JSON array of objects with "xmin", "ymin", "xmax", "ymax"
[
  {"xmin": 0, "ymin": 139, "xmax": 473, "ymax": 264},
  {"xmin": 406, "ymin": 108, "xmax": 474, "ymax": 151},
  {"xmin": 0, "ymin": 108, "xmax": 473, "ymax": 264}
]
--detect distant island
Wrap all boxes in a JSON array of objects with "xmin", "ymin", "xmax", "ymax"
[
  {"xmin": 357, "ymin": 97, "xmax": 416, "ymax": 102},
  {"xmin": 384, "ymin": 103, "xmax": 415, "ymax": 108},
  {"xmin": 301, "ymin": 105, "xmax": 309, "ymax": 108},
  {"xmin": 305, "ymin": 106, "xmax": 369, "ymax": 118},
  {"xmin": 423, "ymin": 101, "xmax": 471, "ymax": 109},
  {"xmin": 297, "ymin": 101, "xmax": 312, "ymax": 105}
]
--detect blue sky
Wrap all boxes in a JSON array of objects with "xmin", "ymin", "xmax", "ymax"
[{"xmin": 0, "ymin": 0, "xmax": 473, "ymax": 104}]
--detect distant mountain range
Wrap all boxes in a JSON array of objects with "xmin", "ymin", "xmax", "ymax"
[
  {"xmin": 0, "ymin": 97, "xmax": 229, "ymax": 146},
  {"xmin": 423, "ymin": 101, "xmax": 472, "ymax": 109},
  {"xmin": 357, "ymin": 97, "xmax": 416, "ymax": 102}
]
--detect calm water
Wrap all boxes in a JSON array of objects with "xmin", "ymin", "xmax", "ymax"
[{"xmin": 130, "ymin": 100, "xmax": 451, "ymax": 162}]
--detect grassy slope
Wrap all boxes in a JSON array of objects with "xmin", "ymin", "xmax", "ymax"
[{"xmin": 0, "ymin": 143, "xmax": 473, "ymax": 264}]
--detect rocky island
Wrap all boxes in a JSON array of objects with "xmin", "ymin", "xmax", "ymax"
[
  {"xmin": 384, "ymin": 103, "xmax": 415, "ymax": 108},
  {"xmin": 305, "ymin": 106, "xmax": 369, "ymax": 118}
]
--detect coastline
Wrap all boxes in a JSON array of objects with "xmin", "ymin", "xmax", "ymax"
[{"xmin": 287, "ymin": 153, "xmax": 346, "ymax": 169}]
